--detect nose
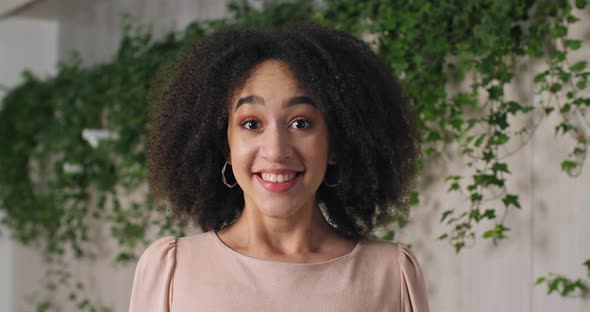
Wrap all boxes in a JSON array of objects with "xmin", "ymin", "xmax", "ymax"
[{"xmin": 259, "ymin": 124, "xmax": 294, "ymax": 162}]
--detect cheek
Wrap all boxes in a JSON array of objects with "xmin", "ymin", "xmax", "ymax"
[
  {"xmin": 302, "ymin": 140, "xmax": 324, "ymax": 160},
  {"xmin": 228, "ymin": 136, "xmax": 256, "ymax": 169},
  {"xmin": 300, "ymin": 133, "xmax": 330, "ymax": 166}
]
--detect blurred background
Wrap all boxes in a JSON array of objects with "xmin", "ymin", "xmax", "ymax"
[{"xmin": 1, "ymin": 0, "xmax": 589, "ymax": 311}]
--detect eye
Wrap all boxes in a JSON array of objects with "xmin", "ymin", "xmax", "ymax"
[
  {"xmin": 290, "ymin": 118, "xmax": 312, "ymax": 129},
  {"xmin": 241, "ymin": 119, "xmax": 261, "ymax": 130}
]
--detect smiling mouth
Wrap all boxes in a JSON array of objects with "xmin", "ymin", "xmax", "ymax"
[
  {"xmin": 256, "ymin": 172, "xmax": 303, "ymax": 183},
  {"xmin": 254, "ymin": 172, "xmax": 303, "ymax": 192},
  {"xmin": 258, "ymin": 172, "xmax": 301, "ymax": 183}
]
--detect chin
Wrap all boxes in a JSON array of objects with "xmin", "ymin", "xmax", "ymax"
[{"xmin": 255, "ymin": 199, "xmax": 306, "ymax": 219}]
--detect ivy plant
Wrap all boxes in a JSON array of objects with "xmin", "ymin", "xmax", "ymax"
[{"xmin": 0, "ymin": 0, "xmax": 588, "ymax": 310}]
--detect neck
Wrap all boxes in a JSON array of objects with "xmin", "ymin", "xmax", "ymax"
[{"xmin": 221, "ymin": 199, "xmax": 337, "ymax": 257}]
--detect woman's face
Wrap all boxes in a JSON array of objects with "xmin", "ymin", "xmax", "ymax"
[{"xmin": 227, "ymin": 60, "xmax": 332, "ymax": 219}]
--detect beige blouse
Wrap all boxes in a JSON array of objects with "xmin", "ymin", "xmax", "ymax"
[{"xmin": 129, "ymin": 231, "xmax": 429, "ymax": 312}]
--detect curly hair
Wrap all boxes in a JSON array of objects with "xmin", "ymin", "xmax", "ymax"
[{"xmin": 148, "ymin": 23, "xmax": 421, "ymax": 240}]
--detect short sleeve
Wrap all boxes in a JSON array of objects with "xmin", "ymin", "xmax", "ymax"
[
  {"xmin": 399, "ymin": 244, "xmax": 430, "ymax": 312},
  {"xmin": 129, "ymin": 237, "xmax": 177, "ymax": 312}
]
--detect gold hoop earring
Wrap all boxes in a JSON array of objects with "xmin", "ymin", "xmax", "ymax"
[
  {"xmin": 222, "ymin": 162, "xmax": 237, "ymax": 188},
  {"xmin": 323, "ymin": 165, "xmax": 341, "ymax": 187}
]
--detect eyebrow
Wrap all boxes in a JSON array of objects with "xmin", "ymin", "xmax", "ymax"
[{"xmin": 234, "ymin": 95, "xmax": 317, "ymax": 111}]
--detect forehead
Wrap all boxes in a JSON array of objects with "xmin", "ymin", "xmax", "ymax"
[{"xmin": 234, "ymin": 60, "xmax": 305, "ymax": 97}]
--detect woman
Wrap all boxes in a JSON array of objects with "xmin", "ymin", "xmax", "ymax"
[{"xmin": 130, "ymin": 23, "xmax": 428, "ymax": 311}]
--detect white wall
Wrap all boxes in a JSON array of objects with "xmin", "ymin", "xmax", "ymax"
[
  {"xmin": 55, "ymin": 0, "xmax": 229, "ymax": 65},
  {"xmin": 0, "ymin": 212, "xmax": 12, "ymax": 312},
  {"xmin": 0, "ymin": 16, "xmax": 58, "ymax": 312},
  {"xmin": 398, "ymin": 9, "xmax": 590, "ymax": 312}
]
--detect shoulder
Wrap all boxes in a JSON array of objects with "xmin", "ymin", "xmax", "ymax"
[
  {"xmin": 129, "ymin": 232, "xmax": 213, "ymax": 311},
  {"xmin": 361, "ymin": 240, "xmax": 429, "ymax": 311},
  {"xmin": 136, "ymin": 232, "xmax": 212, "ymax": 268},
  {"xmin": 360, "ymin": 240, "xmax": 426, "ymax": 280},
  {"xmin": 129, "ymin": 237, "xmax": 177, "ymax": 311},
  {"xmin": 361, "ymin": 239, "xmax": 420, "ymax": 264},
  {"xmin": 133, "ymin": 236, "xmax": 178, "ymax": 285},
  {"xmin": 136, "ymin": 237, "xmax": 177, "ymax": 269}
]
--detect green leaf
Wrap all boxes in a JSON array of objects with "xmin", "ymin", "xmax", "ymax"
[
  {"xmin": 552, "ymin": 25, "xmax": 568, "ymax": 38},
  {"xmin": 78, "ymin": 299, "xmax": 90, "ymax": 310},
  {"xmin": 470, "ymin": 209, "xmax": 482, "ymax": 222},
  {"xmin": 482, "ymin": 224, "xmax": 510, "ymax": 239},
  {"xmin": 445, "ymin": 175, "xmax": 462, "ymax": 182},
  {"xmin": 487, "ymin": 85, "xmax": 504, "ymax": 100},
  {"xmin": 474, "ymin": 134, "xmax": 487, "ymax": 147},
  {"xmin": 482, "ymin": 209, "xmax": 496, "ymax": 220},
  {"xmin": 491, "ymin": 131, "xmax": 510, "ymax": 145},
  {"xmin": 535, "ymin": 277, "xmax": 546, "ymax": 285},
  {"xmin": 382, "ymin": 230, "xmax": 395, "ymax": 241},
  {"xmin": 424, "ymin": 146, "xmax": 437, "ymax": 156},
  {"xmin": 564, "ymin": 39, "xmax": 582, "ymax": 50},
  {"xmin": 555, "ymin": 122, "xmax": 573, "ymax": 135},
  {"xmin": 573, "ymin": 147, "xmax": 585, "ymax": 156},
  {"xmin": 482, "ymin": 229, "xmax": 495, "ymax": 238},
  {"xmin": 560, "ymin": 103, "xmax": 571, "ymax": 113},
  {"xmin": 409, "ymin": 192, "xmax": 420, "ymax": 206},
  {"xmin": 502, "ymin": 194, "xmax": 521, "ymax": 209},
  {"xmin": 490, "ymin": 111, "xmax": 509, "ymax": 130},
  {"xmin": 558, "ymin": 70, "xmax": 572, "ymax": 83},
  {"xmin": 470, "ymin": 192, "xmax": 483, "ymax": 203},
  {"xmin": 474, "ymin": 173, "xmax": 504, "ymax": 187},
  {"xmin": 570, "ymin": 61, "xmax": 587, "ymax": 72},
  {"xmin": 567, "ymin": 15, "xmax": 580, "ymax": 23},
  {"xmin": 550, "ymin": 83, "xmax": 562, "ymax": 93},
  {"xmin": 533, "ymin": 71, "xmax": 548, "ymax": 83},
  {"xmin": 548, "ymin": 279, "xmax": 560, "ymax": 294},
  {"xmin": 507, "ymin": 101, "xmax": 523, "ymax": 114},
  {"xmin": 450, "ymin": 118, "xmax": 464, "ymax": 132},
  {"xmin": 454, "ymin": 241, "xmax": 465, "ymax": 254},
  {"xmin": 575, "ymin": 0, "xmax": 587, "ymax": 9},
  {"xmin": 441, "ymin": 210, "xmax": 453, "ymax": 222},
  {"xmin": 561, "ymin": 160, "xmax": 577, "ymax": 171},
  {"xmin": 551, "ymin": 50, "xmax": 566, "ymax": 62},
  {"xmin": 492, "ymin": 162, "xmax": 510, "ymax": 174},
  {"xmin": 483, "ymin": 149, "xmax": 494, "ymax": 161}
]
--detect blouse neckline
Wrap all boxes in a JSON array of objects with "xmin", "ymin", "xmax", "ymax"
[{"xmin": 209, "ymin": 230, "xmax": 362, "ymax": 266}]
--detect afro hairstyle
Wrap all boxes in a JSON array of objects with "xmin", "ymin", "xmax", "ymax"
[{"xmin": 148, "ymin": 23, "xmax": 421, "ymax": 240}]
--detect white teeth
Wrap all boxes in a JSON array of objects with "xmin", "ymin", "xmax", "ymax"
[{"xmin": 261, "ymin": 172, "xmax": 297, "ymax": 183}]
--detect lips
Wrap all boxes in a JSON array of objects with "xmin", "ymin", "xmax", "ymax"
[{"xmin": 254, "ymin": 172, "xmax": 303, "ymax": 193}]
